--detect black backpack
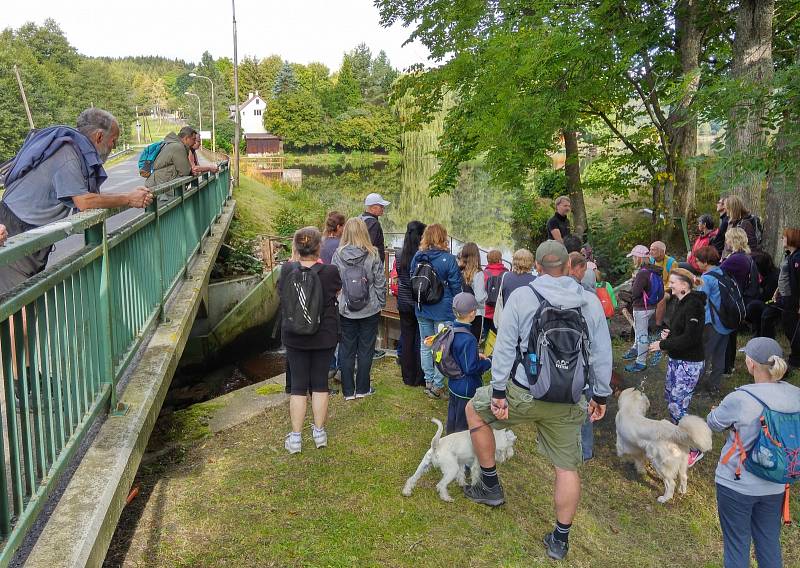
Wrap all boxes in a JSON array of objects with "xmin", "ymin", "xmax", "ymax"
[
  {"xmin": 485, "ymin": 269, "xmax": 507, "ymax": 307},
  {"xmin": 281, "ymin": 263, "xmax": 324, "ymax": 335},
  {"xmin": 341, "ymin": 256, "xmax": 371, "ymax": 311},
  {"xmin": 411, "ymin": 256, "xmax": 444, "ymax": 306},
  {"xmin": 708, "ymin": 271, "xmax": 746, "ymax": 330},
  {"xmin": 515, "ymin": 288, "xmax": 590, "ymax": 404},
  {"xmin": 742, "ymin": 257, "xmax": 761, "ymax": 302}
]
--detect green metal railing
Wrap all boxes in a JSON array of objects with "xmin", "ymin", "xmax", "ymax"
[{"xmin": 0, "ymin": 163, "xmax": 230, "ymax": 565}]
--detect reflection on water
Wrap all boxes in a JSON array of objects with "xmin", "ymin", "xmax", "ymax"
[{"xmin": 302, "ymin": 136, "xmax": 513, "ymax": 258}]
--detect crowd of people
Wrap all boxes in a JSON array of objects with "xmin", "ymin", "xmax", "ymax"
[{"xmin": 278, "ymin": 190, "xmax": 800, "ymax": 565}]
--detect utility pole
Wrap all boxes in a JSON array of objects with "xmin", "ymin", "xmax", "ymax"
[
  {"xmin": 13, "ymin": 65, "xmax": 35, "ymax": 129},
  {"xmin": 232, "ymin": 0, "xmax": 241, "ymax": 187}
]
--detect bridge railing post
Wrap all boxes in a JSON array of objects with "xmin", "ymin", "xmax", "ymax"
[{"xmin": 85, "ymin": 223, "xmax": 118, "ymax": 412}]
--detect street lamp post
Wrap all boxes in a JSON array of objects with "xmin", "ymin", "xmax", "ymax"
[
  {"xmin": 184, "ymin": 92, "xmax": 201, "ymax": 133},
  {"xmin": 189, "ymin": 72, "xmax": 216, "ymax": 153},
  {"xmin": 232, "ymin": 0, "xmax": 240, "ymax": 187}
]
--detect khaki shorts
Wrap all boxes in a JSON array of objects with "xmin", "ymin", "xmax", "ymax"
[{"xmin": 471, "ymin": 383, "xmax": 586, "ymax": 471}]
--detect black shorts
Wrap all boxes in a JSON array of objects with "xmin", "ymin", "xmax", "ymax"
[
  {"xmin": 285, "ymin": 347, "xmax": 336, "ymax": 395},
  {"xmin": 0, "ymin": 201, "xmax": 52, "ymax": 294}
]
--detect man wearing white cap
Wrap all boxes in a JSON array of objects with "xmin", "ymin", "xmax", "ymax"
[{"xmin": 360, "ymin": 193, "xmax": 390, "ymax": 265}]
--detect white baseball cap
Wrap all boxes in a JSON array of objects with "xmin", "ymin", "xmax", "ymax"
[{"xmin": 364, "ymin": 193, "xmax": 391, "ymax": 207}]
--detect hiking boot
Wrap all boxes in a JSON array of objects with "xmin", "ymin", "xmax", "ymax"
[
  {"xmin": 649, "ymin": 351, "xmax": 663, "ymax": 366},
  {"xmin": 688, "ymin": 449, "xmax": 704, "ymax": 468},
  {"xmin": 622, "ymin": 347, "xmax": 638, "ymax": 361},
  {"xmin": 624, "ymin": 362, "xmax": 647, "ymax": 373},
  {"xmin": 284, "ymin": 432, "xmax": 302, "ymax": 454},
  {"xmin": 312, "ymin": 427, "xmax": 327, "ymax": 449},
  {"xmin": 355, "ymin": 387, "xmax": 375, "ymax": 399},
  {"xmin": 425, "ymin": 386, "xmax": 444, "ymax": 399},
  {"xmin": 543, "ymin": 532, "xmax": 569, "ymax": 560},
  {"xmin": 463, "ymin": 478, "xmax": 505, "ymax": 507}
]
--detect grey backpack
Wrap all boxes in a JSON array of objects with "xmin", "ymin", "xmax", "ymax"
[
  {"xmin": 341, "ymin": 257, "xmax": 371, "ymax": 311},
  {"xmin": 431, "ymin": 325, "xmax": 473, "ymax": 378},
  {"xmin": 515, "ymin": 288, "xmax": 590, "ymax": 404}
]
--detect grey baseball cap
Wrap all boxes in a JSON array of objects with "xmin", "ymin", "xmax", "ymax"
[
  {"xmin": 536, "ymin": 240, "xmax": 569, "ymax": 268},
  {"xmin": 452, "ymin": 292, "xmax": 478, "ymax": 315},
  {"xmin": 739, "ymin": 337, "xmax": 784, "ymax": 365}
]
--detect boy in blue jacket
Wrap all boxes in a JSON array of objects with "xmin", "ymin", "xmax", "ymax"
[{"xmin": 448, "ymin": 293, "xmax": 492, "ymax": 433}]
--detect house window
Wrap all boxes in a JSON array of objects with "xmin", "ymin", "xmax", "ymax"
[
  {"xmin": 255, "ymin": 99, "xmax": 260, "ymax": 105},
  {"xmin": 254, "ymin": 109, "xmax": 262, "ymax": 116}
]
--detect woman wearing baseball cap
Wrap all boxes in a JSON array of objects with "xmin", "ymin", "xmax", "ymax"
[{"xmin": 707, "ymin": 337, "xmax": 800, "ymax": 568}]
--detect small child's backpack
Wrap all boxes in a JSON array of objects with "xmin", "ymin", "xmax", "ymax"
[
  {"xmin": 721, "ymin": 388, "xmax": 800, "ymax": 525},
  {"xmin": 138, "ymin": 141, "xmax": 166, "ymax": 178},
  {"xmin": 708, "ymin": 271, "xmax": 746, "ymax": 330},
  {"xmin": 431, "ymin": 324, "xmax": 473, "ymax": 378},
  {"xmin": 411, "ymin": 256, "xmax": 444, "ymax": 306},
  {"xmin": 642, "ymin": 268, "xmax": 664, "ymax": 309},
  {"xmin": 595, "ymin": 282, "xmax": 616, "ymax": 318},
  {"xmin": 485, "ymin": 268, "xmax": 508, "ymax": 307},
  {"xmin": 341, "ymin": 257, "xmax": 371, "ymax": 311},
  {"xmin": 515, "ymin": 287, "xmax": 590, "ymax": 404},
  {"xmin": 281, "ymin": 263, "xmax": 324, "ymax": 335}
]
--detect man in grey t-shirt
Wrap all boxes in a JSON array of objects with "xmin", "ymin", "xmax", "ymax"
[{"xmin": 0, "ymin": 108, "xmax": 153, "ymax": 293}]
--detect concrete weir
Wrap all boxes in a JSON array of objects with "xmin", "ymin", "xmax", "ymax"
[{"xmin": 24, "ymin": 201, "xmax": 236, "ymax": 568}]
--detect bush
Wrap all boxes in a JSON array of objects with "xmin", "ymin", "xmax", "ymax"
[
  {"xmin": 510, "ymin": 185, "xmax": 553, "ymax": 251},
  {"xmin": 587, "ymin": 214, "xmax": 652, "ymax": 285},
  {"xmin": 534, "ymin": 169, "xmax": 566, "ymax": 199}
]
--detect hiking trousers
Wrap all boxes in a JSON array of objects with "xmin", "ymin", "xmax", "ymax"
[
  {"xmin": 716, "ymin": 484, "xmax": 783, "ymax": 568},
  {"xmin": 631, "ymin": 309, "xmax": 655, "ymax": 365},
  {"xmin": 339, "ymin": 313, "xmax": 379, "ymax": 397}
]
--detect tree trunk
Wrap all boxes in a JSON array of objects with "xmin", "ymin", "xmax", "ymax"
[
  {"xmin": 671, "ymin": 0, "xmax": 700, "ymax": 221},
  {"xmin": 727, "ymin": 0, "xmax": 774, "ymax": 213},
  {"xmin": 763, "ymin": 46, "xmax": 800, "ymax": 259},
  {"xmin": 563, "ymin": 128, "xmax": 587, "ymax": 237}
]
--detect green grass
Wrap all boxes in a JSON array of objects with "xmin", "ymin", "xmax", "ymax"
[
  {"xmin": 107, "ymin": 340, "xmax": 800, "ymax": 567},
  {"xmin": 231, "ymin": 174, "xmax": 285, "ymax": 239}
]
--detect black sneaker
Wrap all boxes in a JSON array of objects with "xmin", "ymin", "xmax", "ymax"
[
  {"xmin": 543, "ymin": 532, "xmax": 569, "ymax": 560},
  {"xmin": 463, "ymin": 478, "xmax": 505, "ymax": 506}
]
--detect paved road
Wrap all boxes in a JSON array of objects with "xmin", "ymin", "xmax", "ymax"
[{"xmin": 48, "ymin": 153, "xmax": 146, "ymax": 265}]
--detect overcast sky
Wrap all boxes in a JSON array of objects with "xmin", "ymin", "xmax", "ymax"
[{"xmin": 4, "ymin": 0, "xmax": 430, "ymax": 71}]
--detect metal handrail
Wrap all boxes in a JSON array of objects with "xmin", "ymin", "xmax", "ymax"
[{"xmin": 0, "ymin": 163, "xmax": 230, "ymax": 565}]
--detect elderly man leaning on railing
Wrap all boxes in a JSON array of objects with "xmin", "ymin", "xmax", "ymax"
[{"xmin": 0, "ymin": 107, "xmax": 153, "ymax": 294}]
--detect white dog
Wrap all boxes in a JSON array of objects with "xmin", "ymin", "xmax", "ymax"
[
  {"xmin": 402, "ymin": 418, "xmax": 517, "ymax": 502},
  {"xmin": 615, "ymin": 387, "xmax": 713, "ymax": 503}
]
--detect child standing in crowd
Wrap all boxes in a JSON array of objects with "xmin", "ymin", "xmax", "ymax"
[
  {"xmin": 482, "ymin": 249, "xmax": 507, "ymax": 338},
  {"xmin": 446, "ymin": 293, "xmax": 491, "ymax": 433},
  {"xmin": 458, "ymin": 242, "xmax": 487, "ymax": 341},
  {"xmin": 649, "ymin": 269, "xmax": 707, "ymax": 465},
  {"xmin": 707, "ymin": 338, "xmax": 800, "ymax": 568},
  {"xmin": 623, "ymin": 245, "xmax": 664, "ymax": 372}
]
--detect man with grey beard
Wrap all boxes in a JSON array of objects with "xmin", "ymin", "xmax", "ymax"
[{"xmin": 0, "ymin": 108, "xmax": 153, "ymax": 293}]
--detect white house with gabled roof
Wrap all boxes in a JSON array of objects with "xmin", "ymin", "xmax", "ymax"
[{"xmin": 229, "ymin": 91, "xmax": 267, "ymax": 134}]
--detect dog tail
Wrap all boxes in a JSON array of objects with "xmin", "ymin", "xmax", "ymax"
[
  {"xmin": 430, "ymin": 418, "xmax": 444, "ymax": 452},
  {"xmin": 675, "ymin": 415, "xmax": 713, "ymax": 452}
]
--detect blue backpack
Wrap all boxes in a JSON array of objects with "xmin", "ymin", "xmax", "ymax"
[
  {"xmin": 138, "ymin": 141, "xmax": 165, "ymax": 178},
  {"xmin": 722, "ymin": 388, "xmax": 800, "ymax": 524},
  {"xmin": 642, "ymin": 268, "xmax": 664, "ymax": 309}
]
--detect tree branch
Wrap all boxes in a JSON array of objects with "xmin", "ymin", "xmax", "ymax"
[{"xmin": 582, "ymin": 102, "xmax": 657, "ymax": 177}]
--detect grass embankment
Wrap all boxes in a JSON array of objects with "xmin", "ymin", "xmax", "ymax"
[
  {"xmin": 106, "ymin": 340, "xmax": 800, "ymax": 567},
  {"xmin": 282, "ymin": 151, "xmax": 402, "ymax": 169},
  {"xmin": 231, "ymin": 174, "xmax": 284, "ymax": 239}
]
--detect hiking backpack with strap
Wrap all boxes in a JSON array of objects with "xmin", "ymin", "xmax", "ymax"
[
  {"xmin": 515, "ymin": 287, "xmax": 591, "ymax": 404},
  {"xmin": 742, "ymin": 257, "xmax": 761, "ymax": 302},
  {"xmin": 707, "ymin": 271, "xmax": 746, "ymax": 330},
  {"xmin": 431, "ymin": 325, "xmax": 474, "ymax": 378},
  {"xmin": 280, "ymin": 262, "xmax": 324, "ymax": 335},
  {"xmin": 642, "ymin": 268, "xmax": 664, "ymax": 309},
  {"xmin": 138, "ymin": 141, "xmax": 166, "ymax": 178},
  {"xmin": 411, "ymin": 256, "xmax": 444, "ymax": 306},
  {"xmin": 341, "ymin": 256, "xmax": 371, "ymax": 311},
  {"xmin": 492, "ymin": 272, "xmax": 510, "ymax": 327},
  {"xmin": 721, "ymin": 388, "xmax": 800, "ymax": 524},
  {"xmin": 485, "ymin": 268, "xmax": 507, "ymax": 307},
  {"xmin": 744, "ymin": 215, "xmax": 764, "ymax": 249}
]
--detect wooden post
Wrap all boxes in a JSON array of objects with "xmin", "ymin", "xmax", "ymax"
[{"xmin": 13, "ymin": 65, "xmax": 34, "ymax": 130}]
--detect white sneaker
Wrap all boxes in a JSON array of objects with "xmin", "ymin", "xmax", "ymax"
[
  {"xmin": 344, "ymin": 395, "xmax": 356, "ymax": 401},
  {"xmin": 312, "ymin": 427, "xmax": 327, "ymax": 448},
  {"xmin": 355, "ymin": 387, "xmax": 376, "ymax": 399},
  {"xmin": 285, "ymin": 432, "xmax": 301, "ymax": 454}
]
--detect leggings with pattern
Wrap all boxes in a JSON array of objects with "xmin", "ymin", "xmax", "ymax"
[{"xmin": 664, "ymin": 358, "xmax": 704, "ymax": 423}]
